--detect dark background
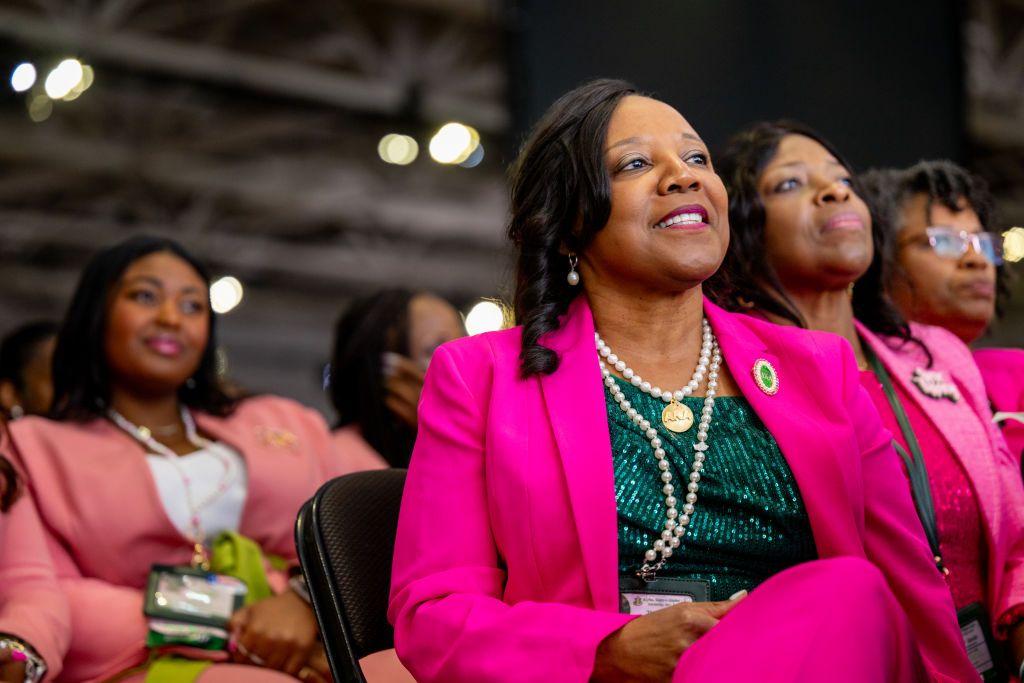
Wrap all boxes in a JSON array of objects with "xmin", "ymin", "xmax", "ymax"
[{"xmin": 512, "ymin": 1, "xmax": 964, "ymax": 170}]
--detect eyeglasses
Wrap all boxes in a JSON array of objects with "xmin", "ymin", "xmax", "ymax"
[{"xmin": 923, "ymin": 226, "xmax": 1004, "ymax": 266}]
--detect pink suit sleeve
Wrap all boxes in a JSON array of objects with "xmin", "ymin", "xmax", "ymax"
[
  {"xmin": 387, "ymin": 345, "xmax": 633, "ymax": 683},
  {"xmin": 0, "ymin": 491, "xmax": 70, "ymax": 682},
  {"xmin": 838, "ymin": 341, "xmax": 977, "ymax": 683},
  {"xmin": 43, "ymin": 530, "xmax": 149, "ymax": 681}
]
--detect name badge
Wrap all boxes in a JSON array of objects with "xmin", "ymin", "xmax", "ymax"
[
  {"xmin": 957, "ymin": 602, "xmax": 1004, "ymax": 681},
  {"xmin": 618, "ymin": 576, "xmax": 709, "ymax": 615},
  {"xmin": 144, "ymin": 564, "xmax": 248, "ymax": 628}
]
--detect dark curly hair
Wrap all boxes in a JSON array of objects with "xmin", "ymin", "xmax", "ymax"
[
  {"xmin": 508, "ymin": 78, "xmax": 640, "ymax": 376},
  {"xmin": 50, "ymin": 235, "xmax": 239, "ymax": 421},
  {"xmin": 706, "ymin": 120, "xmax": 919, "ymax": 353},
  {"xmin": 860, "ymin": 159, "xmax": 1011, "ymax": 321}
]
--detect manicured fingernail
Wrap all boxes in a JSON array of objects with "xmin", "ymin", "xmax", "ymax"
[
  {"xmin": 10, "ymin": 650, "xmax": 27, "ymax": 662},
  {"xmin": 729, "ymin": 590, "xmax": 748, "ymax": 600}
]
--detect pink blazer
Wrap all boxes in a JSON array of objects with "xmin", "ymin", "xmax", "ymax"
[
  {"xmin": 973, "ymin": 347, "xmax": 1024, "ymax": 462},
  {"xmin": 389, "ymin": 296, "xmax": 975, "ymax": 683},
  {"xmin": 860, "ymin": 323, "xmax": 1024, "ymax": 631},
  {"xmin": 8, "ymin": 395, "xmax": 359, "ymax": 683},
  {"xmin": 0, "ymin": 483, "xmax": 69, "ymax": 681}
]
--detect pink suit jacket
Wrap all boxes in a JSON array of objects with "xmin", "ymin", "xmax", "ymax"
[
  {"xmin": 972, "ymin": 347, "xmax": 1024, "ymax": 462},
  {"xmin": 0, "ymin": 481, "xmax": 70, "ymax": 681},
  {"xmin": 7, "ymin": 395, "xmax": 361, "ymax": 683},
  {"xmin": 860, "ymin": 324, "xmax": 1024, "ymax": 631},
  {"xmin": 388, "ymin": 296, "xmax": 976, "ymax": 683}
]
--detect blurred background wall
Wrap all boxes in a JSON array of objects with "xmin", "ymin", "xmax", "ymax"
[{"xmin": 0, "ymin": 0, "xmax": 1021, "ymax": 412}]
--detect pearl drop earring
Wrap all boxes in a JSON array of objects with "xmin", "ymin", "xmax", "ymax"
[{"xmin": 566, "ymin": 253, "xmax": 580, "ymax": 286}]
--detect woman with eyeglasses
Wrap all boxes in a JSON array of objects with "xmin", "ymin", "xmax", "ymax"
[
  {"xmin": 860, "ymin": 161, "xmax": 1023, "ymax": 462},
  {"xmin": 709, "ymin": 122, "xmax": 1024, "ymax": 682}
]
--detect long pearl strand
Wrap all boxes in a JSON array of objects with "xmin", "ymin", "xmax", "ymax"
[
  {"xmin": 597, "ymin": 330, "xmax": 722, "ymax": 579},
  {"xmin": 596, "ymin": 319, "xmax": 713, "ymax": 403}
]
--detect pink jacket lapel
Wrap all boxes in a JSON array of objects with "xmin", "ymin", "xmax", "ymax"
[
  {"xmin": 857, "ymin": 323, "xmax": 1001, "ymax": 544},
  {"xmin": 538, "ymin": 297, "xmax": 620, "ymax": 611}
]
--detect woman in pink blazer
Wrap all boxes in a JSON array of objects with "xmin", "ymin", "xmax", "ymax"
[
  {"xmin": 859, "ymin": 160, "xmax": 1024, "ymax": 463},
  {"xmin": 389, "ymin": 80, "xmax": 974, "ymax": 682},
  {"xmin": 0, "ymin": 456, "xmax": 69, "ymax": 682},
  {"xmin": 5, "ymin": 236, "xmax": 375, "ymax": 682},
  {"xmin": 711, "ymin": 120, "xmax": 1024, "ymax": 680}
]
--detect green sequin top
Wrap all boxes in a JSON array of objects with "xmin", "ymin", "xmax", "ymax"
[{"xmin": 608, "ymin": 376, "xmax": 817, "ymax": 601}]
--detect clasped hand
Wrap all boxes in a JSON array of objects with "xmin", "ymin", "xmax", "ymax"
[
  {"xmin": 229, "ymin": 589, "xmax": 324, "ymax": 678},
  {"xmin": 592, "ymin": 592, "xmax": 746, "ymax": 683}
]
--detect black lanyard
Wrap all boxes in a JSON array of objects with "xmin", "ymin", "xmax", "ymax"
[{"xmin": 862, "ymin": 342, "xmax": 948, "ymax": 576}]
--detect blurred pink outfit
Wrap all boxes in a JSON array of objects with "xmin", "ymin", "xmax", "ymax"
[
  {"xmin": 389, "ymin": 297, "xmax": 976, "ymax": 683},
  {"xmin": 0, "ymin": 483, "xmax": 69, "ymax": 681},
  {"xmin": 330, "ymin": 425, "xmax": 389, "ymax": 471},
  {"xmin": 7, "ymin": 396, "xmax": 385, "ymax": 682},
  {"xmin": 973, "ymin": 347, "xmax": 1024, "ymax": 462}
]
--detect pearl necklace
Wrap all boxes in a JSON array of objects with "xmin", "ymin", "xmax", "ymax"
[
  {"xmin": 108, "ymin": 406, "xmax": 237, "ymax": 569},
  {"xmin": 596, "ymin": 319, "xmax": 713, "ymax": 404},
  {"xmin": 596, "ymin": 329, "xmax": 722, "ymax": 580}
]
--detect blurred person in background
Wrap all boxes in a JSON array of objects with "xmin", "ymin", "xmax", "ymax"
[
  {"xmin": 328, "ymin": 288, "xmax": 465, "ymax": 469},
  {"xmin": 0, "ymin": 445, "xmax": 69, "ymax": 683},
  {"xmin": 711, "ymin": 121, "xmax": 1024, "ymax": 681},
  {"xmin": 860, "ymin": 161, "xmax": 1023, "ymax": 461},
  {"xmin": 0, "ymin": 321, "xmax": 58, "ymax": 422},
  {"xmin": 389, "ymin": 79, "xmax": 975, "ymax": 683},
  {"xmin": 4, "ymin": 235, "xmax": 372, "ymax": 683}
]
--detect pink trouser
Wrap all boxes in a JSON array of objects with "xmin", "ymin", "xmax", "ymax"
[{"xmin": 674, "ymin": 558, "xmax": 928, "ymax": 682}]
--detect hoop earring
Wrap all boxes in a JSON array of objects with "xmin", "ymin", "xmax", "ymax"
[{"xmin": 566, "ymin": 253, "xmax": 580, "ymax": 286}]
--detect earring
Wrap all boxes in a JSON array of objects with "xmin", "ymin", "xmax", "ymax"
[
  {"xmin": 9, "ymin": 404, "xmax": 24, "ymax": 420},
  {"xmin": 566, "ymin": 253, "xmax": 580, "ymax": 286},
  {"xmin": 185, "ymin": 377, "xmax": 197, "ymax": 390}
]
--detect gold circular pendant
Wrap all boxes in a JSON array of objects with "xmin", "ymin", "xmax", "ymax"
[{"xmin": 661, "ymin": 401, "xmax": 694, "ymax": 433}]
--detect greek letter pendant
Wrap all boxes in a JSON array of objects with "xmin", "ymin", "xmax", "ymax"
[{"xmin": 661, "ymin": 400, "xmax": 694, "ymax": 433}]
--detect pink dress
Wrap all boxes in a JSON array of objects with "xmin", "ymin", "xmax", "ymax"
[
  {"xmin": 860, "ymin": 371, "xmax": 987, "ymax": 609},
  {"xmin": 973, "ymin": 348, "xmax": 1024, "ymax": 463}
]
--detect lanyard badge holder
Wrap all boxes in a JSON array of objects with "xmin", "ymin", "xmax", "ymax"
[
  {"xmin": 108, "ymin": 407, "xmax": 248, "ymax": 653},
  {"xmin": 864, "ymin": 344, "xmax": 1004, "ymax": 681}
]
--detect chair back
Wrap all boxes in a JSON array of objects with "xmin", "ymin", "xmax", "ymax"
[{"xmin": 295, "ymin": 469, "xmax": 407, "ymax": 683}]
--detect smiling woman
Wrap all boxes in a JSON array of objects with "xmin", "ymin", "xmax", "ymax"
[
  {"xmin": 387, "ymin": 81, "xmax": 976, "ymax": 682},
  {"xmin": 3, "ymin": 236, "xmax": 381, "ymax": 683}
]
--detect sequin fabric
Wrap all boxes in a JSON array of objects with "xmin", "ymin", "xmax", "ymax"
[
  {"xmin": 859, "ymin": 371, "xmax": 987, "ymax": 610},
  {"xmin": 608, "ymin": 376, "xmax": 817, "ymax": 601}
]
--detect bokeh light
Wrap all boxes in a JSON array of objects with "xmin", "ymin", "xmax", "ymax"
[
  {"xmin": 465, "ymin": 300, "xmax": 504, "ymax": 336},
  {"xmin": 10, "ymin": 63, "xmax": 36, "ymax": 92},
  {"xmin": 210, "ymin": 276, "xmax": 244, "ymax": 314},
  {"xmin": 1003, "ymin": 227, "xmax": 1024, "ymax": 263},
  {"xmin": 428, "ymin": 122, "xmax": 480, "ymax": 164},
  {"xmin": 44, "ymin": 59, "xmax": 84, "ymax": 99},
  {"xmin": 378, "ymin": 134, "xmax": 419, "ymax": 165},
  {"xmin": 27, "ymin": 95, "xmax": 52, "ymax": 123}
]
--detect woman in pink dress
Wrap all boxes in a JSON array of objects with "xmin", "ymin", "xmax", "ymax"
[
  {"xmin": 859, "ymin": 160, "xmax": 1024, "ymax": 462},
  {"xmin": 710, "ymin": 120, "xmax": 1024, "ymax": 681},
  {"xmin": 388, "ymin": 79, "xmax": 974, "ymax": 682}
]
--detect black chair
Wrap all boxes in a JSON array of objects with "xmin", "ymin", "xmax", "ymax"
[{"xmin": 295, "ymin": 469, "xmax": 407, "ymax": 683}]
